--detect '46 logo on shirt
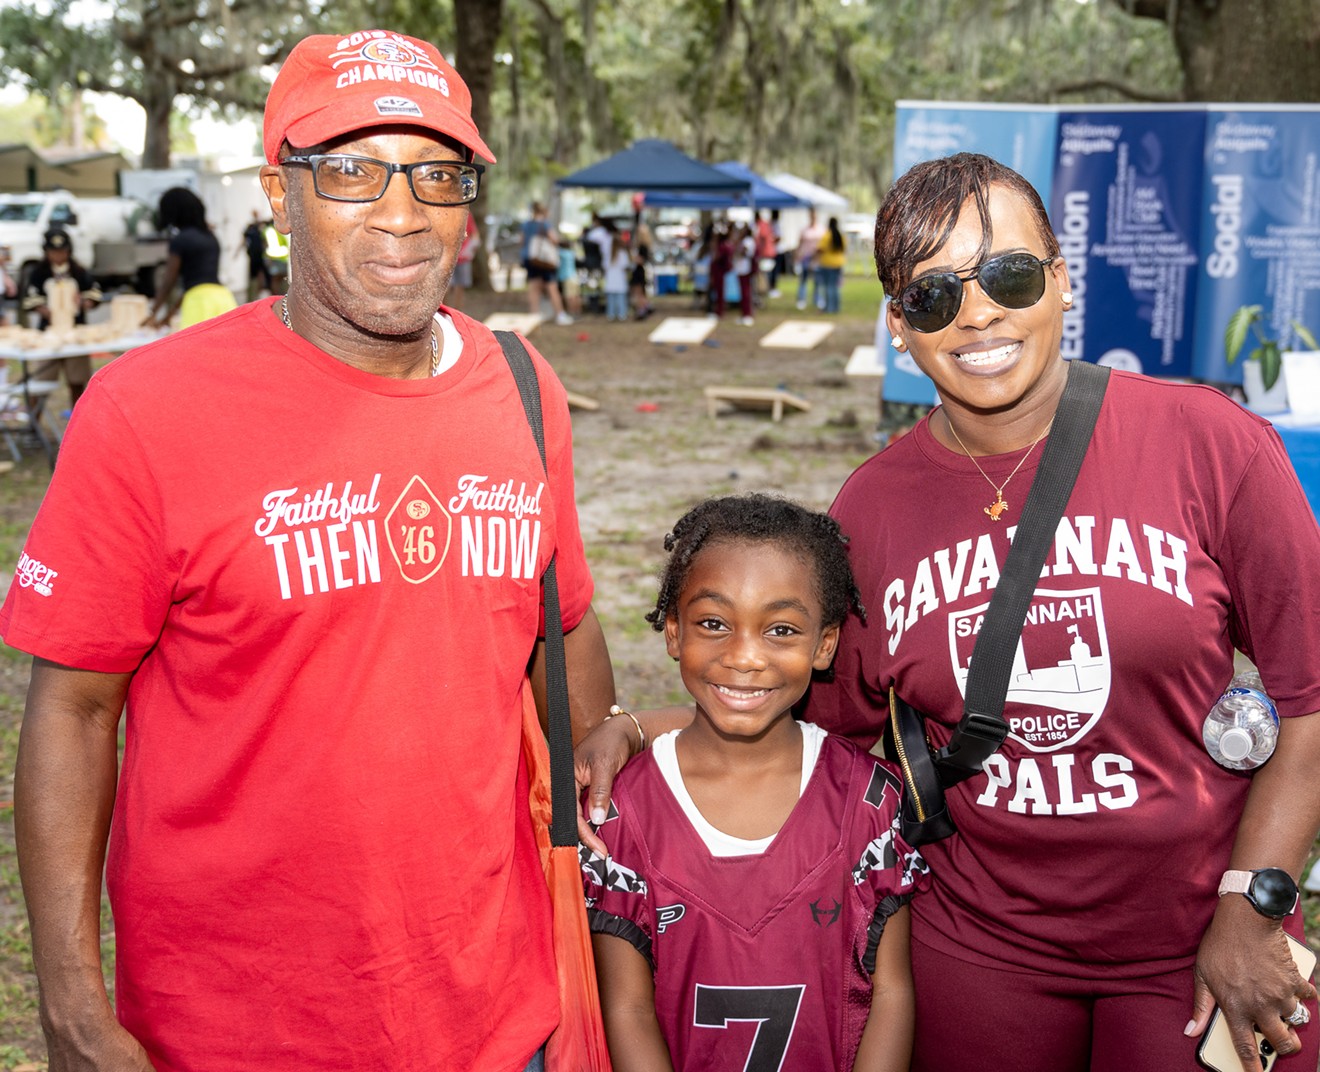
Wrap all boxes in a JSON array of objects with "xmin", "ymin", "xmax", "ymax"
[{"xmin": 386, "ymin": 476, "xmax": 452, "ymax": 584}]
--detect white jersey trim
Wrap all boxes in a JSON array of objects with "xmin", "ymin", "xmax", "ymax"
[{"xmin": 651, "ymin": 722, "xmax": 827, "ymax": 857}]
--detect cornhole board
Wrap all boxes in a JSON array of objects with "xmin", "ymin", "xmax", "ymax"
[
  {"xmin": 704, "ymin": 386, "xmax": 811, "ymax": 423},
  {"xmin": 648, "ymin": 316, "xmax": 716, "ymax": 345},
  {"xmin": 483, "ymin": 312, "xmax": 545, "ymax": 335},
  {"xmin": 566, "ymin": 390, "xmax": 600, "ymax": 412},
  {"xmin": 759, "ymin": 320, "xmax": 834, "ymax": 350},
  {"xmin": 845, "ymin": 344, "xmax": 885, "ymax": 377}
]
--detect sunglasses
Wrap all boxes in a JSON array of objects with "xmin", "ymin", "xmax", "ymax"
[{"xmin": 896, "ymin": 252, "xmax": 1058, "ymax": 333}]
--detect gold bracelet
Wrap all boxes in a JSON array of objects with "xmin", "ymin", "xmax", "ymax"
[{"xmin": 606, "ymin": 704, "xmax": 647, "ymax": 753}]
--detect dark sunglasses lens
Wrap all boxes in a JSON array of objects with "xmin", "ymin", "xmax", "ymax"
[
  {"xmin": 900, "ymin": 273, "xmax": 963, "ymax": 332},
  {"xmin": 980, "ymin": 253, "xmax": 1047, "ymax": 309}
]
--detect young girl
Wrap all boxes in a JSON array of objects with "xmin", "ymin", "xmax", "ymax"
[{"xmin": 582, "ymin": 494, "xmax": 928, "ymax": 1072}]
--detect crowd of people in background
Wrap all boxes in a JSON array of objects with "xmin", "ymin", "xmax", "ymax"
[
  {"xmin": 683, "ymin": 207, "xmax": 848, "ymax": 324},
  {"xmin": 497, "ymin": 193, "xmax": 857, "ymax": 329},
  {"xmin": 514, "ymin": 205, "xmax": 669, "ymax": 324}
]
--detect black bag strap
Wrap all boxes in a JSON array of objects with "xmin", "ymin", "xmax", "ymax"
[
  {"xmin": 495, "ymin": 329, "xmax": 578, "ymax": 848},
  {"xmin": 933, "ymin": 359, "xmax": 1111, "ymax": 785}
]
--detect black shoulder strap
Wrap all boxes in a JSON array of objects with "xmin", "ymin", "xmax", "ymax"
[
  {"xmin": 934, "ymin": 359, "xmax": 1111, "ymax": 785},
  {"xmin": 494, "ymin": 329, "xmax": 578, "ymax": 848}
]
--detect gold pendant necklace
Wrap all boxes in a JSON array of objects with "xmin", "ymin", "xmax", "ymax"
[
  {"xmin": 280, "ymin": 298, "xmax": 440, "ymax": 376},
  {"xmin": 946, "ymin": 415, "xmax": 1052, "ymax": 522}
]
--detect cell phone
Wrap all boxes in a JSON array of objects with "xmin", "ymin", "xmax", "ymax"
[{"xmin": 1196, "ymin": 933, "xmax": 1317, "ymax": 1072}]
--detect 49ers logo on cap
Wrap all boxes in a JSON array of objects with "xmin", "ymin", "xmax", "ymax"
[{"xmin": 328, "ymin": 31, "xmax": 450, "ymax": 97}]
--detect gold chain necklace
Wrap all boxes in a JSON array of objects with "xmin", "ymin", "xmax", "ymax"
[
  {"xmin": 946, "ymin": 415, "xmax": 1053, "ymax": 522},
  {"xmin": 280, "ymin": 298, "xmax": 439, "ymax": 377}
]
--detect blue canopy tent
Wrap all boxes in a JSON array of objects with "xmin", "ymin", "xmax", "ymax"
[
  {"xmin": 555, "ymin": 139, "xmax": 751, "ymax": 193},
  {"xmin": 641, "ymin": 161, "xmax": 808, "ymax": 209}
]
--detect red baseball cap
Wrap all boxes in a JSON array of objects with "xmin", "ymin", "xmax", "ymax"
[{"xmin": 263, "ymin": 30, "xmax": 496, "ymax": 165}]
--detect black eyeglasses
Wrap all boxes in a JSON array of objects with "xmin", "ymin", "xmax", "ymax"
[
  {"xmin": 281, "ymin": 154, "xmax": 484, "ymax": 207},
  {"xmin": 896, "ymin": 252, "xmax": 1058, "ymax": 333}
]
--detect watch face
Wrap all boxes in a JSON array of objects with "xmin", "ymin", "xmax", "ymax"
[{"xmin": 1249, "ymin": 869, "xmax": 1299, "ymax": 919}]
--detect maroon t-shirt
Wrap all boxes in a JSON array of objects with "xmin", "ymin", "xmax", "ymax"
[{"xmin": 808, "ymin": 369, "xmax": 1320, "ymax": 977}]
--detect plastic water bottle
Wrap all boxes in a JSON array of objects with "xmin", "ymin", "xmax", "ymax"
[{"xmin": 1202, "ymin": 670, "xmax": 1279, "ymax": 770}]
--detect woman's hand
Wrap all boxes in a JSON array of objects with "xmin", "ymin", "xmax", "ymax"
[
  {"xmin": 1188, "ymin": 897, "xmax": 1317, "ymax": 1071},
  {"xmin": 574, "ymin": 714, "xmax": 640, "ymax": 854},
  {"xmin": 574, "ymin": 705, "xmax": 694, "ymax": 854}
]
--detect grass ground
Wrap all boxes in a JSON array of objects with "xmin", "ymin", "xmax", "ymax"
[{"xmin": 0, "ymin": 276, "xmax": 1317, "ymax": 1065}]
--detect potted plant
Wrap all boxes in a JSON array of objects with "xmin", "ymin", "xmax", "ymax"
[{"xmin": 1224, "ymin": 304, "xmax": 1318, "ymax": 393}]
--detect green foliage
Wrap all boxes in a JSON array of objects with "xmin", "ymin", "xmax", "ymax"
[
  {"xmin": 479, "ymin": 0, "xmax": 1183, "ymax": 209},
  {"xmin": 0, "ymin": 96, "xmax": 57, "ymax": 149},
  {"xmin": 1224, "ymin": 304, "xmax": 1318, "ymax": 392},
  {"xmin": 0, "ymin": 0, "xmax": 1185, "ymax": 191},
  {"xmin": 0, "ymin": 0, "xmax": 332, "ymax": 165}
]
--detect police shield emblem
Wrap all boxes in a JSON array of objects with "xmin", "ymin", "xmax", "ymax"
[{"xmin": 948, "ymin": 587, "xmax": 1110, "ymax": 753}]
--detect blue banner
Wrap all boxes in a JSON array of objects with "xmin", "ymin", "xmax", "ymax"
[
  {"xmin": 885, "ymin": 102, "xmax": 1320, "ymax": 396},
  {"xmin": 1050, "ymin": 109, "xmax": 1206, "ymax": 377},
  {"xmin": 893, "ymin": 103, "xmax": 1059, "ymax": 202},
  {"xmin": 1191, "ymin": 109, "xmax": 1320, "ymax": 383}
]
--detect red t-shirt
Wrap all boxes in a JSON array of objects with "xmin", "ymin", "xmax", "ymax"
[
  {"xmin": 807, "ymin": 369, "xmax": 1320, "ymax": 978},
  {"xmin": 1, "ymin": 300, "xmax": 593, "ymax": 1071}
]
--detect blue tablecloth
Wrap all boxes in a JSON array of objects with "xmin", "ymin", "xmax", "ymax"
[{"xmin": 1271, "ymin": 414, "xmax": 1320, "ymax": 521}]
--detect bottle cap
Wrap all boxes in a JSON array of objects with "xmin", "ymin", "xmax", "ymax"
[{"xmin": 1219, "ymin": 726, "xmax": 1254, "ymax": 762}]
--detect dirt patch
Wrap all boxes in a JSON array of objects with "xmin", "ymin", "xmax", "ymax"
[{"xmin": 513, "ymin": 292, "xmax": 884, "ymax": 708}]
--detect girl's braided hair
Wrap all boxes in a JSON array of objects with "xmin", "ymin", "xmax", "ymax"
[{"xmin": 645, "ymin": 493, "xmax": 866, "ymax": 631}]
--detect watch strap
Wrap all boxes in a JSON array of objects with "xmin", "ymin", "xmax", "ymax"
[{"xmin": 1217, "ymin": 869, "xmax": 1253, "ymax": 897}]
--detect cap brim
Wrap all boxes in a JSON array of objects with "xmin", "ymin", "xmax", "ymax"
[{"xmin": 284, "ymin": 109, "xmax": 496, "ymax": 165}]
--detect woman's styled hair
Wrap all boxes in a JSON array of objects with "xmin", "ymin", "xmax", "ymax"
[
  {"xmin": 645, "ymin": 494, "xmax": 865, "ymax": 632},
  {"xmin": 873, "ymin": 152, "xmax": 1059, "ymax": 296},
  {"xmin": 158, "ymin": 187, "xmax": 210, "ymax": 233}
]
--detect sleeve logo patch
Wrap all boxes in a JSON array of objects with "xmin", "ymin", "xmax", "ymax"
[{"xmin": 15, "ymin": 551, "xmax": 57, "ymax": 596}]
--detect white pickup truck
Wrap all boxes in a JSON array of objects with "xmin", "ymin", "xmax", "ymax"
[{"xmin": 0, "ymin": 191, "xmax": 168, "ymax": 296}]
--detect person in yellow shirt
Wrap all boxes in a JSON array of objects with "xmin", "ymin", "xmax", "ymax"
[{"xmin": 815, "ymin": 216, "xmax": 847, "ymax": 314}]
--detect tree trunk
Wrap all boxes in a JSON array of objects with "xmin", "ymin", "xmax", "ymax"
[
  {"xmin": 1126, "ymin": 0, "xmax": 1320, "ymax": 101},
  {"xmin": 140, "ymin": 71, "xmax": 178, "ymax": 169},
  {"xmin": 454, "ymin": 0, "xmax": 504, "ymax": 291}
]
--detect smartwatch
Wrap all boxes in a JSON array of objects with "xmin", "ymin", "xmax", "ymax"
[{"xmin": 1217, "ymin": 868, "xmax": 1300, "ymax": 920}]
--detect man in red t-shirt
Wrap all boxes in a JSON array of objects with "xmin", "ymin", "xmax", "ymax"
[{"xmin": 2, "ymin": 28, "xmax": 615, "ymax": 1072}]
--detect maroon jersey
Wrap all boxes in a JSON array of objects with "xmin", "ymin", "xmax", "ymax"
[{"xmin": 582, "ymin": 731, "xmax": 928, "ymax": 1072}]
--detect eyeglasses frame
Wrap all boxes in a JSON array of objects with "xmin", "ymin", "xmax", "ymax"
[{"xmin": 280, "ymin": 153, "xmax": 485, "ymax": 207}]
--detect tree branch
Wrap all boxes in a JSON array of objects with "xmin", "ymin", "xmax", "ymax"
[
  {"xmin": 1051, "ymin": 78, "xmax": 1183, "ymax": 102},
  {"xmin": 1110, "ymin": 0, "xmax": 1172, "ymax": 18}
]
